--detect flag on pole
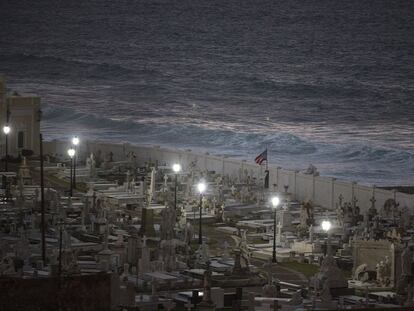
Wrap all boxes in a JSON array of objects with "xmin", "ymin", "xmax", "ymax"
[{"xmin": 255, "ymin": 149, "xmax": 267, "ymax": 165}]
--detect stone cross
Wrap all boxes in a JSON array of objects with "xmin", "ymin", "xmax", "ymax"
[
  {"xmin": 212, "ymin": 196, "xmax": 217, "ymax": 210},
  {"xmin": 352, "ymin": 196, "xmax": 358, "ymax": 208},
  {"xmin": 370, "ymin": 196, "xmax": 376, "ymax": 208},
  {"xmin": 338, "ymin": 194, "xmax": 344, "ymax": 207}
]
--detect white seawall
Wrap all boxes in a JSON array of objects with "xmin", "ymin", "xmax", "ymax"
[{"xmin": 44, "ymin": 140, "xmax": 414, "ymax": 212}]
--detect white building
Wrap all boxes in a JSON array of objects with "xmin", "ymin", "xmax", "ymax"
[{"xmin": 0, "ymin": 75, "xmax": 41, "ymax": 157}]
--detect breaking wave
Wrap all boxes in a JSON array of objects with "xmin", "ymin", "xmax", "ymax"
[{"xmin": 42, "ymin": 105, "xmax": 414, "ymax": 179}]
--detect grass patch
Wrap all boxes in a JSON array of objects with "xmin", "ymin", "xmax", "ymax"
[
  {"xmin": 74, "ymin": 182, "xmax": 88, "ymax": 193},
  {"xmin": 249, "ymin": 238, "xmax": 265, "ymax": 244},
  {"xmin": 44, "ymin": 173, "xmax": 70, "ymax": 187},
  {"xmin": 43, "ymin": 172, "xmax": 87, "ymax": 193},
  {"xmin": 280, "ymin": 262, "xmax": 319, "ymax": 278}
]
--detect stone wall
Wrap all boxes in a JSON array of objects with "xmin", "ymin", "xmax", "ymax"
[{"xmin": 43, "ymin": 140, "xmax": 414, "ymax": 212}]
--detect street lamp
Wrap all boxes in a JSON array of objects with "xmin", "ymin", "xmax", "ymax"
[
  {"xmin": 172, "ymin": 163, "xmax": 181, "ymax": 211},
  {"xmin": 67, "ymin": 148, "xmax": 76, "ymax": 196},
  {"xmin": 3, "ymin": 125, "xmax": 10, "ymax": 171},
  {"xmin": 321, "ymin": 220, "xmax": 332, "ymax": 256},
  {"xmin": 57, "ymin": 219, "xmax": 65, "ymax": 288},
  {"xmin": 197, "ymin": 181, "xmax": 207, "ymax": 245},
  {"xmin": 71, "ymin": 136, "xmax": 79, "ymax": 188},
  {"xmin": 72, "ymin": 136, "xmax": 79, "ymax": 146},
  {"xmin": 271, "ymin": 196, "xmax": 280, "ymax": 263}
]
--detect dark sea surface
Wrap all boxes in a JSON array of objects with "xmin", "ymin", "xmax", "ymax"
[{"xmin": 0, "ymin": 0, "xmax": 413, "ymax": 185}]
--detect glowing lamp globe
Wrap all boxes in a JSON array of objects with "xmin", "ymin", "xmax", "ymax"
[
  {"xmin": 3, "ymin": 126, "xmax": 10, "ymax": 135},
  {"xmin": 321, "ymin": 220, "xmax": 332, "ymax": 232},
  {"xmin": 72, "ymin": 136, "xmax": 80, "ymax": 146},
  {"xmin": 197, "ymin": 182, "xmax": 206, "ymax": 194},
  {"xmin": 271, "ymin": 196, "xmax": 280, "ymax": 208},
  {"xmin": 67, "ymin": 148, "xmax": 76, "ymax": 158},
  {"xmin": 172, "ymin": 163, "xmax": 181, "ymax": 173}
]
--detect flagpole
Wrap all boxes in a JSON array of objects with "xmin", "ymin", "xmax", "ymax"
[
  {"xmin": 260, "ymin": 162, "xmax": 264, "ymax": 202},
  {"xmin": 254, "ymin": 148, "xmax": 269, "ymax": 203}
]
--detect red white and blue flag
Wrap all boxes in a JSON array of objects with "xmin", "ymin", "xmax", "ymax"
[{"xmin": 255, "ymin": 149, "xmax": 267, "ymax": 165}]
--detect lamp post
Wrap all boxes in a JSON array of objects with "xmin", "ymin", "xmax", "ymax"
[
  {"xmin": 3, "ymin": 125, "xmax": 10, "ymax": 171},
  {"xmin": 321, "ymin": 220, "xmax": 332, "ymax": 256},
  {"xmin": 172, "ymin": 163, "xmax": 181, "ymax": 211},
  {"xmin": 271, "ymin": 196, "xmax": 280, "ymax": 263},
  {"xmin": 71, "ymin": 136, "xmax": 79, "ymax": 189},
  {"xmin": 57, "ymin": 219, "xmax": 64, "ymax": 288},
  {"xmin": 67, "ymin": 148, "xmax": 75, "ymax": 196},
  {"xmin": 197, "ymin": 181, "xmax": 207, "ymax": 245}
]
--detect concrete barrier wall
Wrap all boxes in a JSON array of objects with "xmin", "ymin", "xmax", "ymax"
[
  {"xmin": 44, "ymin": 140, "xmax": 414, "ymax": 212},
  {"xmin": 333, "ymin": 180, "xmax": 354, "ymax": 205},
  {"xmin": 296, "ymin": 173, "xmax": 315, "ymax": 202}
]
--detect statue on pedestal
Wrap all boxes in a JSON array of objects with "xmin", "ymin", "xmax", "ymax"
[
  {"xmin": 184, "ymin": 222, "xmax": 194, "ymax": 245},
  {"xmin": 312, "ymin": 253, "xmax": 347, "ymax": 291},
  {"xmin": 353, "ymin": 264, "xmax": 369, "ymax": 283},
  {"xmin": 320, "ymin": 277, "xmax": 332, "ymax": 302},
  {"xmin": 86, "ymin": 153, "xmax": 96, "ymax": 177},
  {"xmin": 376, "ymin": 261, "xmax": 385, "ymax": 286}
]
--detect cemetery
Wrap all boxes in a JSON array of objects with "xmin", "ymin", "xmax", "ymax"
[{"xmin": 0, "ymin": 137, "xmax": 413, "ymax": 310}]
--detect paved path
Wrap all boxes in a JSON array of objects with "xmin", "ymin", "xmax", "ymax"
[
  {"xmin": 251, "ymin": 258, "xmax": 309, "ymax": 286},
  {"xmin": 207, "ymin": 225, "xmax": 309, "ymax": 287}
]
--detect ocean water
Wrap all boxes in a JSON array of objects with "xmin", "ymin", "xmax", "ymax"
[{"xmin": 0, "ymin": 0, "xmax": 413, "ymax": 186}]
